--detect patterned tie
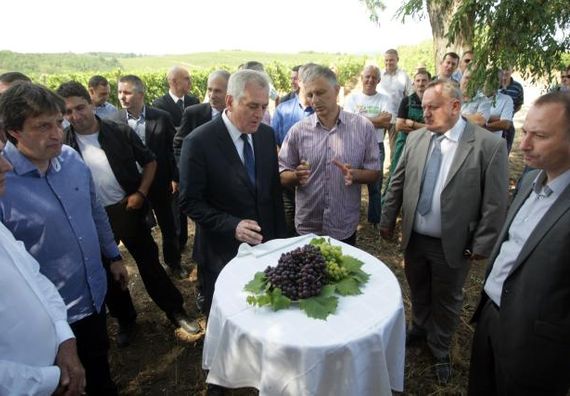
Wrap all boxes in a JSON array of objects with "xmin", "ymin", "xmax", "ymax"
[
  {"xmin": 176, "ymin": 99, "xmax": 184, "ymax": 113},
  {"xmin": 417, "ymin": 134, "xmax": 444, "ymax": 216},
  {"xmin": 241, "ymin": 134, "xmax": 256, "ymax": 187}
]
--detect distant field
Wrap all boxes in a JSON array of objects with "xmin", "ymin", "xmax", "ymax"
[{"xmin": 117, "ymin": 50, "xmax": 370, "ymax": 71}]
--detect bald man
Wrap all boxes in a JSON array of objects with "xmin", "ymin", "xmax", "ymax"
[{"xmin": 152, "ymin": 66, "xmax": 199, "ymax": 127}]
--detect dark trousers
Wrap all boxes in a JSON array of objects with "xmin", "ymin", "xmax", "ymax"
[
  {"xmin": 172, "ymin": 190, "xmax": 189, "ymax": 249},
  {"xmin": 282, "ymin": 186, "xmax": 297, "ymax": 237},
  {"xmin": 104, "ymin": 259, "xmax": 137, "ymax": 326},
  {"xmin": 503, "ymin": 124, "xmax": 516, "ymax": 153},
  {"xmin": 468, "ymin": 299, "xmax": 569, "ymax": 396},
  {"xmin": 149, "ymin": 193, "xmax": 181, "ymax": 269},
  {"xmin": 404, "ymin": 232, "xmax": 470, "ymax": 359},
  {"xmin": 105, "ymin": 201, "xmax": 184, "ymax": 319},
  {"xmin": 70, "ymin": 310, "xmax": 117, "ymax": 396},
  {"xmin": 367, "ymin": 142, "xmax": 385, "ymax": 224}
]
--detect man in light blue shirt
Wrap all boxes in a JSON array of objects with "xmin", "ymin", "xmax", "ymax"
[
  {"xmin": 0, "ymin": 83, "xmax": 127, "ymax": 395},
  {"xmin": 88, "ymin": 75, "xmax": 118, "ymax": 119},
  {"xmin": 469, "ymin": 92, "xmax": 570, "ymax": 395}
]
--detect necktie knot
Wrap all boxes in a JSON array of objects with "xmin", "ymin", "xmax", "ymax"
[{"xmin": 176, "ymin": 99, "xmax": 184, "ymax": 112}]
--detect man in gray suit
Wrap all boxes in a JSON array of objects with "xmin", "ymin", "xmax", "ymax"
[
  {"xmin": 380, "ymin": 79, "xmax": 508, "ymax": 384},
  {"xmin": 468, "ymin": 92, "xmax": 570, "ymax": 395}
]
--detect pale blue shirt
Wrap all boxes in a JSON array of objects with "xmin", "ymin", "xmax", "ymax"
[
  {"xmin": 0, "ymin": 143, "xmax": 118, "ymax": 323},
  {"xmin": 127, "ymin": 106, "xmax": 147, "ymax": 144},
  {"xmin": 95, "ymin": 101, "xmax": 118, "ymax": 119},
  {"xmin": 484, "ymin": 169, "xmax": 570, "ymax": 306}
]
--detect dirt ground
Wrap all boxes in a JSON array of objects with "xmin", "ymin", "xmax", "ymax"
[{"xmin": 108, "ymin": 122, "xmax": 527, "ymax": 395}]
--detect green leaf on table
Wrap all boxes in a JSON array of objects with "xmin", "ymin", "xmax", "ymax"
[
  {"xmin": 269, "ymin": 288, "xmax": 291, "ymax": 311},
  {"xmin": 320, "ymin": 284, "xmax": 336, "ymax": 297},
  {"xmin": 340, "ymin": 255, "xmax": 364, "ymax": 272},
  {"xmin": 351, "ymin": 270, "xmax": 370, "ymax": 284},
  {"xmin": 334, "ymin": 277, "xmax": 363, "ymax": 296},
  {"xmin": 299, "ymin": 294, "xmax": 338, "ymax": 320},
  {"xmin": 244, "ymin": 272, "xmax": 267, "ymax": 293}
]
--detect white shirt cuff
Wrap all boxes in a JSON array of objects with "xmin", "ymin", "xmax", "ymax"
[
  {"xmin": 40, "ymin": 366, "xmax": 61, "ymax": 395},
  {"xmin": 55, "ymin": 320, "xmax": 75, "ymax": 345}
]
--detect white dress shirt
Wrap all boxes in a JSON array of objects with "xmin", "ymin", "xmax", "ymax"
[
  {"xmin": 0, "ymin": 222, "xmax": 75, "ymax": 395},
  {"xmin": 413, "ymin": 117, "xmax": 466, "ymax": 237},
  {"xmin": 222, "ymin": 110, "xmax": 254, "ymax": 164}
]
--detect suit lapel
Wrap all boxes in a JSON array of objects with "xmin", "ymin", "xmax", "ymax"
[
  {"xmin": 214, "ymin": 118, "xmax": 256, "ymax": 197},
  {"xmin": 509, "ymin": 182, "xmax": 570, "ymax": 275},
  {"xmin": 145, "ymin": 108, "xmax": 158, "ymax": 146},
  {"xmin": 415, "ymin": 130, "xmax": 433, "ymax": 183},
  {"xmin": 444, "ymin": 121, "xmax": 474, "ymax": 189},
  {"xmin": 484, "ymin": 174, "xmax": 535, "ymax": 279}
]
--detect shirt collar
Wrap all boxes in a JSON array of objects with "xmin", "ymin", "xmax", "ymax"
[
  {"xmin": 127, "ymin": 106, "xmax": 146, "ymax": 121},
  {"xmin": 169, "ymin": 91, "xmax": 183, "ymax": 104},
  {"xmin": 222, "ymin": 109, "xmax": 251, "ymax": 144},
  {"xmin": 3, "ymin": 140, "xmax": 61, "ymax": 176},
  {"xmin": 532, "ymin": 168, "xmax": 570, "ymax": 197},
  {"xmin": 313, "ymin": 106, "xmax": 342, "ymax": 128},
  {"xmin": 430, "ymin": 117, "xmax": 465, "ymax": 143}
]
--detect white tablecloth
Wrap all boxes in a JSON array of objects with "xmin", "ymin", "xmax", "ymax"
[{"xmin": 203, "ymin": 234, "xmax": 405, "ymax": 396}]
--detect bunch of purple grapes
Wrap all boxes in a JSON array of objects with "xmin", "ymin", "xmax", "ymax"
[{"xmin": 264, "ymin": 244, "xmax": 327, "ymax": 300}]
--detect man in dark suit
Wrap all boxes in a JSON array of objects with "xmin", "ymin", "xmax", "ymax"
[
  {"xmin": 152, "ymin": 66, "xmax": 199, "ymax": 128},
  {"xmin": 468, "ymin": 92, "xmax": 570, "ymax": 396},
  {"xmin": 110, "ymin": 75, "xmax": 187, "ymax": 279},
  {"xmin": 381, "ymin": 79, "xmax": 509, "ymax": 384},
  {"xmin": 179, "ymin": 69, "xmax": 287, "ymax": 317}
]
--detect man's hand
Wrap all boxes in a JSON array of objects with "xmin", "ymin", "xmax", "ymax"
[
  {"xmin": 125, "ymin": 192, "xmax": 145, "ymax": 210},
  {"xmin": 295, "ymin": 160, "xmax": 311, "ymax": 186},
  {"xmin": 379, "ymin": 227, "xmax": 394, "ymax": 240},
  {"xmin": 235, "ymin": 219, "xmax": 263, "ymax": 245},
  {"xmin": 110, "ymin": 260, "xmax": 129, "ymax": 290},
  {"xmin": 53, "ymin": 339, "xmax": 85, "ymax": 396},
  {"xmin": 171, "ymin": 181, "xmax": 179, "ymax": 194},
  {"xmin": 332, "ymin": 159, "xmax": 353, "ymax": 186}
]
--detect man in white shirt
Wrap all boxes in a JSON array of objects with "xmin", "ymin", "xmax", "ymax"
[
  {"xmin": 0, "ymin": 136, "xmax": 85, "ymax": 396},
  {"xmin": 469, "ymin": 92, "xmax": 570, "ymax": 395},
  {"xmin": 377, "ymin": 49, "xmax": 413, "ymax": 154},
  {"xmin": 344, "ymin": 64, "xmax": 393, "ymax": 226},
  {"xmin": 381, "ymin": 79, "xmax": 508, "ymax": 385}
]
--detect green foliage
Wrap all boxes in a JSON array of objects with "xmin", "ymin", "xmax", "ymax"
[
  {"xmin": 299, "ymin": 286, "xmax": 339, "ymax": 320},
  {"xmin": 31, "ymin": 55, "xmax": 367, "ymax": 105},
  {"xmin": 0, "ymin": 50, "xmax": 120, "ymax": 75},
  {"xmin": 362, "ymin": 0, "xmax": 570, "ymax": 90}
]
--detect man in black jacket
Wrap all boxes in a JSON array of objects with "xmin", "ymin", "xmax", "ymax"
[
  {"xmin": 110, "ymin": 75, "xmax": 187, "ymax": 279},
  {"xmin": 58, "ymin": 81, "xmax": 201, "ymax": 345},
  {"xmin": 152, "ymin": 66, "xmax": 199, "ymax": 128}
]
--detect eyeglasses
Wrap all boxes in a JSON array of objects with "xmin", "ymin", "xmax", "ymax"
[
  {"xmin": 464, "ymin": 59, "xmax": 472, "ymax": 64},
  {"xmin": 562, "ymin": 75, "xmax": 569, "ymax": 79}
]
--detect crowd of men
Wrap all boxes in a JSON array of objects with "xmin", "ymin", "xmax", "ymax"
[{"xmin": 0, "ymin": 53, "xmax": 569, "ymax": 396}]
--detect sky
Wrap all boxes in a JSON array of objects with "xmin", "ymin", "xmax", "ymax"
[{"xmin": 1, "ymin": 0, "xmax": 432, "ymax": 55}]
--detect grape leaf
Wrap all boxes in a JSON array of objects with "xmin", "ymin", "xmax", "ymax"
[
  {"xmin": 334, "ymin": 277, "xmax": 362, "ymax": 296},
  {"xmin": 269, "ymin": 288, "xmax": 291, "ymax": 311},
  {"xmin": 244, "ymin": 272, "xmax": 267, "ymax": 293},
  {"xmin": 299, "ymin": 294, "xmax": 338, "ymax": 320},
  {"xmin": 340, "ymin": 255, "xmax": 364, "ymax": 272},
  {"xmin": 351, "ymin": 270, "xmax": 370, "ymax": 284}
]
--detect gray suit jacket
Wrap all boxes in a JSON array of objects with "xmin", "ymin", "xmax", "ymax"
[
  {"xmin": 381, "ymin": 120, "xmax": 509, "ymax": 268},
  {"xmin": 472, "ymin": 170, "xmax": 570, "ymax": 391}
]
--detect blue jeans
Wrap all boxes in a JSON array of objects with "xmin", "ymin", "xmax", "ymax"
[{"xmin": 367, "ymin": 142, "xmax": 385, "ymax": 224}]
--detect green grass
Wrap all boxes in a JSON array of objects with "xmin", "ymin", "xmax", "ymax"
[{"xmin": 117, "ymin": 50, "xmax": 365, "ymax": 72}]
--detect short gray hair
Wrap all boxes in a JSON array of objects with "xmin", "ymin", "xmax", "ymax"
[
  {"xmin": 119, "ymin": 75, "xmax": 145, "ymax": 94},
  {"xmin": 227, "ymin": 70, "xmax": 269, "ymax": 102},
  {"xmin": 207, "ymin": 70, "xmax": 231, "ymax": 85},
  {"xmin": 425, "ymin": 79, "xmax": 462, "ymax": 104},
  {"xmin": 301, "ymin": 64, "xmax": 338, "ymax": 87}
]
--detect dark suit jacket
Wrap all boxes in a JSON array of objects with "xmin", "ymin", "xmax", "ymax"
[
  {"xmin": 472, "ymin": 170, "xmax": 570, "ymax": 391},
  {"xmin": 110, "ymin": 107, "xmax": 178, "ymax": 200},
  {"xmin": 174, "ymin": 103, "xmax": 213, "ymax": 160},
  {"xmin": 152, "ymin": 93, "xmax": 199, "ymax": 127},
  {"xmin": 178, "ymin": 116, "xmax": 287, "ymax": 276},
  {"xmin": 381, "ymin": 120, "xmax": 509, "ymax": 268}
]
